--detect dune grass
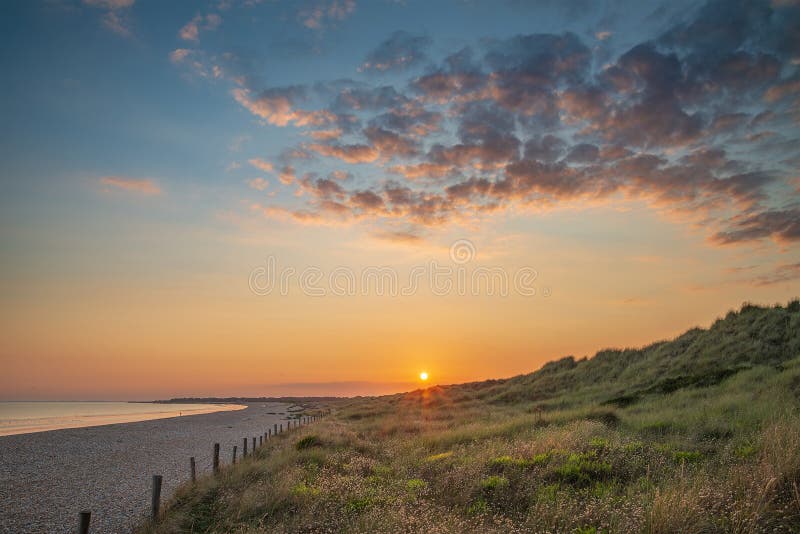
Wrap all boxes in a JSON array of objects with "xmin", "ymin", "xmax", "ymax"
[{"xmin": 139, "ymin": 301, "xmax": 800, "ymax": 533}]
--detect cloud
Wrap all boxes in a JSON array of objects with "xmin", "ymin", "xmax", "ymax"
[
  {"xmin": 248, "ymin": 158, "xmax": 274, "ymax": 172},
  {"xmin": 712, "ymin": 208, "xmax": 800, "ymax": 245},
  {"xmin": 232, "ymin": 87, "xmax": 336, "ymax": 127},
  {"xmin": 278, "ymin": 165, "xmax": 296, "ymax": 185},
  {"xmin": 99, "ymin": 176, "xmax": 161, "ymax": 196},
  {"xmin": 371, "ymin": 230, "xmax": 424, "ymax": 243},
  {"xmin": 229, "ymin": 1, "xmax": 799, "ymax": 246},
  {"xmin": 307, "ymin": 128, "xmax": 343, "ymax": 140},
  {"xmin": 248, "ymin": 178, "xmax": 269, "ymax": 191},
  {"xmin": 298, "ymin": 174, "xmax": 346, "ymax": 199},
  {"xmin": 100, "ymin": 11, "xmax": 131, "ymax": 36},
  {"xmin": 364, "ymin": 127, "xmax": 419, "ymax": 159},
  {"xmin": 750, "ymin": 263, "xmax": 800, "ymax": 285},
  {"xmin": 169, "ymin": 48, "xmax": 192, "ymax": 64},
  {"xmin": 83, "ymin": 0, "xmax": 133, "ymax": 8},
  {"xmin": 180, "ymin": 13, "xmax": 222, "ymax": 42},
  {"xmin": 83, "ymin": 0, "xmax": 134, "ymax": 36},
  {"xmin": 764, "ymin": 79, "xmax": 800, "ymax": 102},
  {"xmin": 299, "ymin": 0, "xmax": 356, "ymax": 29},
  {"xmin": 360, "ymin": 31, "xmax": 431, "ymax": 72},
  {"xmin": 308, "ymin": 142, "xmax": 379, "ymax": 163}
]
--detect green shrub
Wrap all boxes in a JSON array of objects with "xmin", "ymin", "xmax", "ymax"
[
  {"xmin": 555, "ymin": 453, "xmax": 612, "ymax": 486},
  {"xmin": 488, "ymin": 455, "xmax": 532, "ymax": 468},
  {"xmin": 406, "ymin": 479, "xmax": 426, "ymax": 492},
  {"xmin": 467, "ymin": 498, "xmax": 489, "ymax": 515},
  {"xmin": 480, "ymin": 475, "xmax": 509, "ymax": 489},
  {"xmin": 295, "ymin": 435, "xmax": 322, "ymax": 450},
  {"xmin": 291, "ymin": 483, "xmax": 319, "ymax": 497}
]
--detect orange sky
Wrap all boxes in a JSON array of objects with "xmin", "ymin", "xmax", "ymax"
[{"xmin": 2, "ymin": 199, "xmax": 797, "ymax": 400}]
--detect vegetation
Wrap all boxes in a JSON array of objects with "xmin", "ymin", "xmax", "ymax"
[{"xmin": 140, "ymin": 300, "xmax": 800, "ymax": 533}]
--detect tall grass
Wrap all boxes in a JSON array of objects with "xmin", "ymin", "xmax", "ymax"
[{"xmin": 139, "ymin": 300, "xmax": 800, "ymax": 533}]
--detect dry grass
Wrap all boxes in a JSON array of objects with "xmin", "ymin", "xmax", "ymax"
[{"xmin": 138, "ymin": 301, "xmax": 800, "ymax": 533}]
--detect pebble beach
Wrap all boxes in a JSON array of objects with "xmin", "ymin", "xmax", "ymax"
[{"xmin": 0, "ymin": 403, "xmax": 294, "ymax": 533}]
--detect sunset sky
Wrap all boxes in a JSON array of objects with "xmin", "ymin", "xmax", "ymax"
[{"xmin": 1, "ymin": 0, "xmax": 799, "ymax": 400}]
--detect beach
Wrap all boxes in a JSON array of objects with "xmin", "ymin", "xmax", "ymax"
[
  {"xmin": 0, "ymin": 403, "xmax": 295, "ymax": 533},
  {"xmin": 0, "ymin": 402, "xmax": 247, "ymax": 437}
]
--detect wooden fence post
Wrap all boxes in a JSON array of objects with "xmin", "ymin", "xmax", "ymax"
[
  {"xmin": 252, "ymin": 437, "xmax": 256, "ymax": 451},
  {"xmin": 232, "ymin": 445, "xmax": 237, "ymax": 464},
  {"xmin": 78, "ymin": 511, "xmax": 91, "ymax": 534},
  {"xmin": 190, "ymin": 457, "xmax": 196, "ymax": 483},
  {"xmin": 243, "ymin": 437, "xmax": 248, "ymax": 457},
  {"xmin": 213, "ymin": 443, "xmax": 220, "ymax": 474},
  {"xmin": 274, "ymin": 423, "xmax": 278, "ymax": 435},
  {"xmin": 151, "ymin": 475, "xmax": 162, "ymax": 522}
]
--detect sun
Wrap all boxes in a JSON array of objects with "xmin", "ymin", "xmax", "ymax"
[{"xmin": 419, "ymin": 371, "xmax": 429, "ymax": 381}]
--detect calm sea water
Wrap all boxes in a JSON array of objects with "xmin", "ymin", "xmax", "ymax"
[{"xmin": 0, "ymin": 401, "xmax": 245, "ymax": 436}]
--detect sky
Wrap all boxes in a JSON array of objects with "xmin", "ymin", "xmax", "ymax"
[{"xmin": 0, "ymin": 0, "xmax": 798, "ymax": 400}]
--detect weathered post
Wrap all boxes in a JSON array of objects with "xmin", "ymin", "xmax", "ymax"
[
  {"xmin": 190, "ymin": 457, "xmax": 196, "ymax": 482},
  {"xmin": 274, "ymin": 423, "xmax": 278, "ymax": 435},
  {"xmin": 213, "ymin": 443, "xmax": 220, "ymax": 474},
  {"xmin": 151, "ymin": 475, "xmax": 163, "ymax": 522},
  {"xmin": 78, "ymin": 511, "xmax": 91, "ymax": 534},
  {"xmin": 232, "ymin": 445, "xmax": 237, "ymax": 464},
  {"xmin": 280, "ymin": 423, "xmax": 283, "ymax": 433},
  {"xmin": 243, "ymin": 437, "xmax": 248, "ymax": 457},
  {"xmin": 252, "ymin": 437, "xmax": 256, "ymax": 451}
]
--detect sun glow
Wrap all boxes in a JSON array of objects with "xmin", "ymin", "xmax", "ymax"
[{"xmin": 419, "ymin": 372, "xmax": 428, "ymax": 381}]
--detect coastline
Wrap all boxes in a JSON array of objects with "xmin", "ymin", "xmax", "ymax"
[
  {"xmin": 0, "ymin": 403, "xmax": 295, "ymax": 533},
  {"xmin": 0, "ymin": 402, "xmax": 247, "ymax": 438}
]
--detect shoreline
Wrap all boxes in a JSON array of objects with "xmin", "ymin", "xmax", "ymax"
[
  {"xmin": 0, "ymin": 403, "xmax": 295, "ymax": 533},
  {"xmin": 0, "ymin": 403, "xmax": 247, "ymax": 438}
]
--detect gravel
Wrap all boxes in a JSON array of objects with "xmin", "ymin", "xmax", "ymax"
[{"xmin": 0, "ymin": 403, "xmax": 296, "ymax": 533}]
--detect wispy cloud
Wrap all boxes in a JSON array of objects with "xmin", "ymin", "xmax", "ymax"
[
  {"xmin": 99, "ymin": 176, "xmax": 161, "ymax": 196},
  {"xmin": 179, "ymin": 13, "xmax": 222, "ymax": 42},
  {"xmin": 83, "ymin": 0, "xmax": 135, "ymax": 36},
  {"xmin": 371, "ymin": 230, "xmax": 424, "ymax": 244},
  {"xmin": 247, "ymin": 177, "xmax": 269, "ymax": 191},
  {"xmin": 750, "ymin": 263, "xmax": 800, "ymax": 286},
  {"xmin": 83, "ymin": 0, "xmax": 134, "ymax": 8},
  {"xmin": 169, "ymin": 48, "xmax": 192, "ymax": 64},
  {"xmin": 360, "ymin": 31, "xmax": 431, "ymax": 72},
  {"xmin": 231, "ymin": 88, "xmax": 336, "ymax": 127},
  {"xmin": 248, "ymin": 158, "xmax": 274, "ymax": 172},
  {"xmin": 298, "ymin": 0, "xmax": 356, "ymax": 29}
]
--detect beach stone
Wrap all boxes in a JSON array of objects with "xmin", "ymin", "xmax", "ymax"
[{"xmin": 0, "ymin": 403, "xmax": 293, "ymax": 534}]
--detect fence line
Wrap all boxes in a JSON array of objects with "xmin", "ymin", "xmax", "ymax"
[{"xmin": 77, "ymin": 410, "xmax": 328, "ymax": 532}]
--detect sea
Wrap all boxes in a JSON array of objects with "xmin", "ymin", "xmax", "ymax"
[{"xmin": 0, "ymin": 401, "xmax": 245, "ymax": 436}]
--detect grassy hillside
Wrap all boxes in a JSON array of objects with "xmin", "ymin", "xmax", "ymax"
[{"xmin": 141, "ymin": 300, "xmax": 800, "ymax": 533}]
